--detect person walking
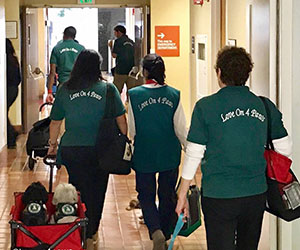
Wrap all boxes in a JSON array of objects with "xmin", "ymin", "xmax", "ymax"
[
  {"xmin": 176, "ymin": 46, "xmax": 292, "ymax": 250},
  {"xmin": 128, "ymin": 54, "xmax": 187, "ymax": 250},
  {"xmin": 108, "ymin": 25, "xmax": 136, "ymax": 94},
  {"xmin": 6, "ymin": 39, "xmax": 21, "ymax": 149},
  {"xmin": 46, "ymin": 26, "xmax": 85, "ymax": 102},
  {"xmin": 47, "ymin": 49, "xmax": 127, "ymax": 250}
]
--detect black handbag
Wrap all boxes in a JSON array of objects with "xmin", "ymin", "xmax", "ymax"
[
  {"xmin": 95, "ymin": 83, "xmax": 132, "ymax": 175},
  {"xmin": 175, "ymin": 177, "xmax": 202, "ymax": 237},
  {"xmin": 261, "ymin": 97, "xmax": 300, "ymax": 221}
]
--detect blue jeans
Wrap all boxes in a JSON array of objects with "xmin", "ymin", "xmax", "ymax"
[{"xmin": 135, "ymin": 168, "xmax": 178, "ymax": 240}]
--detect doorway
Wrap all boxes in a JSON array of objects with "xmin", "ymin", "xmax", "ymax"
[{"xmin": 21, "ymin": 6, "xmax": 149, "ymax": 132}]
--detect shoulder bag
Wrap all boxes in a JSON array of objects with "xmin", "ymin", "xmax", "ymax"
[
  {"xmin": 261, "ymin": 97, "xmax": 300, "ymax": 221},
  {"xmin": 173, "ymin": 176, "xmax": 202, "ymax": 238},
  {"xmin": 95, "ymin": 83, "xmax": 132, "ymax": 175}
]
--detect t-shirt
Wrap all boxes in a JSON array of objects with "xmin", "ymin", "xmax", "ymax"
[
  {"xmin": 129, "ymin": 85, "xmax": 182, "ymax": 173},
  {"xmin": 50, "ymin": 40, "xmax": 85, "ymax": 83},
  {"xmin": 112, "ymin": 35, "xmax": 134, "ymax": 75},
  {"xmin": 50, "ymin": 82, "xmax": 125, "ymax": 146},
  {"xmin": 188, "ymin": 86, "xmax": 288, "ymax": 198}
]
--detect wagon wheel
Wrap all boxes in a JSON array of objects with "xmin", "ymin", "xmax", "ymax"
[{"xmin": 28, "ymin": 157, "xmax": 36, "ymax": 170}]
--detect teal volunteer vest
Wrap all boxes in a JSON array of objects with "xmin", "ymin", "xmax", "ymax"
[{"xmin": 129, "ymin": 85, "xmax": 182, "ymax": 173}]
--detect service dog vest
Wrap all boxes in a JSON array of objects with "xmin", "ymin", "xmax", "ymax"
[{"xmin": 54, "ymin": 203, "xmax": 77, "ymax": 223}]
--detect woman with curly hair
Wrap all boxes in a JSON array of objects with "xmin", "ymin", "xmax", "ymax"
[{"xmin": 176, "ymin": 46, "xmax": 292, "ymax": 250}]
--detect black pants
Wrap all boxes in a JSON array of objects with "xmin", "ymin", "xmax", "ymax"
[
  {"xmin": 135, "ymin": 168, "xmax": 178, "ymax": 240},
  {"xmin": 201, "ymin": 193, "xmax": 266, "ymax": 250},
  {"xmin": 7, "ymin": 86, "xmax": 18, "ymax": 146},
  {"xmin": 61, "ymin": 146, "xmax": 109, "ymax": 239}
]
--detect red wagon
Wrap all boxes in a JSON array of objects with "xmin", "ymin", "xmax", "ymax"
[{"xmin": 9, "ymin": 155, "xmax": 88, "ymax": 250}]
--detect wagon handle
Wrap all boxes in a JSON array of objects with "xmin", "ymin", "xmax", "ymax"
[
  {"xmin": 43, "ymin": 155, "xmax": 58, "ymax": 193},
  {"xmin": 43, "ymin": 154, "xmax": 57, "ymax": 166},
  {"xmin": 39, "ymin": 102, "xmax": 53, "ymax": 112}
]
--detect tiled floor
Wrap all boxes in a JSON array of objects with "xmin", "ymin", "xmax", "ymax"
[{"xmin": 0, "ymin": 135, "xmax": 207, "ymax": 250}]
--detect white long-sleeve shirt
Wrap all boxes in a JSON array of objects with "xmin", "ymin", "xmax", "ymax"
[{"xmin": 181, "ymin": 136, "xmax": 293, "ymax": 180}]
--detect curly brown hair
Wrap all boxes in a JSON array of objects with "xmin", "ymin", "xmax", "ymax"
[{"xmin": 215, "ymin": 46, "xmax": 253, "ymax": 86}]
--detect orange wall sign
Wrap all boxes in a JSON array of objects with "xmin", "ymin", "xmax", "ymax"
[{"xmin": 155, "ymin": 26, "xmax": 180, "ymax": 57}]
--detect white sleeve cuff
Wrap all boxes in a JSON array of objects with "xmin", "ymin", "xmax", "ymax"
[
  {"xmin": 273, "ymin": 135, "xmax": 292, "ymax": 157},
  {"xmin": 181, "ymin": 141, "xmax": 206, "ymax": 180},
  {"xmin": 173, "ymin": 101, "xmax": 188, "ymax": 149},
  {"xmin": 127, "ymin": 98, "xmax": 136, "ymax": 139}
]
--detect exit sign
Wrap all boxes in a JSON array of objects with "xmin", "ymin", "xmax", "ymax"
[{"xmin": 78, "ymin": 0, "xmax": 95, "ymax": 4}]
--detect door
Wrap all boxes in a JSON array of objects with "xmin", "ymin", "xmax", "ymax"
[
  {"xmin": 247, "ymin": 1, "xmax": 271, "ymax": 249},
  {"xmin": 196, "ymin": 34, "xmax": 208, "ymax": 100},
  {"xmin": 133, "ymin": 7, "xmax": 143, "ymax": 67},
  {"xmin": 247, "ymin": 0, "xmax": 270, "ymax": 97},
  {"xmin": 21, "ymin": 8, "xmax": 43, "ymax": 132}
]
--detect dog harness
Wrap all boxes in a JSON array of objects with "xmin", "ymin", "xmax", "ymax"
[
  {"xmin": 54, "ymin": 203, "xmax": 78, "ymax": 223},
  {"xmin": 22, "ymin": 201, "xmax": 47, "ymax": 226}
]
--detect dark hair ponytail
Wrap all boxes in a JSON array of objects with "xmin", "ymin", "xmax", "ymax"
[{"xmin": 142, "ymin": 54, "xmax": 165, "ymax": 85}]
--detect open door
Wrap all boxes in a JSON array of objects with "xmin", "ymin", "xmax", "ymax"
[{"xmin": 21, "ymin": 8, "xmax": 44, "ymax": 132}]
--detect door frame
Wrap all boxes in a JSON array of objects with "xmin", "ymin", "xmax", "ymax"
[{"xmin": 20, "ymin": 6, "xmax": 28, "ymax": 132}]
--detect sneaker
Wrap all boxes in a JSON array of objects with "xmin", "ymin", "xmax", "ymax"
[
  {"xmin": 152, "ymin": 229, "xmax": 166, "ymax": 250},
  {"xmin": 92, "ymin": 232, "xmax": 98, "ymax": 244}
]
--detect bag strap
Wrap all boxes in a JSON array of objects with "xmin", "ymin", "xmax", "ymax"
[
  {"xmin": 259, "ymin": 96, "xmax": 274, "ymax": 150},
  {"xmin": 104, "ymin": 83, "xmax": 116, "ymax": 118},
  {"xmin": 168, "ymin": 213, "xmax": 185, "ymax": 250}
]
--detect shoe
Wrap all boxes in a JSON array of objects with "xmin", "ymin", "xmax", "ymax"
[
  {"xmin": 152, "ymin": 229, "xmax": 166, "ymax": 250},
  {"xmin": 7, "ymin": 143, "xmax": 16, "ymax": 149},
  {"xmin": 85, "ymin": 238, "xmax": 94, "ymax": 250},
  {"xmin": 92, "ymin": 232, "xmax": 98, "ymax": 244}
]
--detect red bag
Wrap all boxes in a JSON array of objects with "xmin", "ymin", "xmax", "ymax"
[{"xmin": 264, "ymin": 149, "xmax": 292, "ymax": 184}]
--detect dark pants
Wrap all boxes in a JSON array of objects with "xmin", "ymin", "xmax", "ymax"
[
  {"xmin": 201, "ymin": 193, "xmax": 266, "ymax": 250},
  {"xmin": 135, "ymin": 168, "xmax": 178, "ymax": 240},
  {"xmin": 61, "ymin": 146, "xmax": 109, "ymax": 239},
  {"xmin": 7, "ymin": 86, "xmax": 18, "ymax": 146}
]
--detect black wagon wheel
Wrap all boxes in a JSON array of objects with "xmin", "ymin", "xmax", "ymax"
[{"xmin": 28, "ymin": 156, "xmax": 36, "ymax": 170}]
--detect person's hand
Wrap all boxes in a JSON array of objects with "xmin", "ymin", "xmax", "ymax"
[
  {"xmin": 176, "ymin": 196, "xmax": 189, "ymax": 220},
  {"xmin": 47, "ymin": 139, "xmax": 58, "ymax": 155},
  {"xmin": 47, "ymin": 145, "xmax": 57, "ymax": 156},
  {"xmin": 46, "ymin": 93, "xmax": 54, "ymax": 103}
]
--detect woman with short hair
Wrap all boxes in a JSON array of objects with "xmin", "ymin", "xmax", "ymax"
[{"xmin": 176, "ymin": 46, "xmax": 292, "ymax": 250}]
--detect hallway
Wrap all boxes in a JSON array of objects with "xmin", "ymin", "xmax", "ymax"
[{"xmin": 0, "ymin": 135, "xmax": 207, "ymax": 250}]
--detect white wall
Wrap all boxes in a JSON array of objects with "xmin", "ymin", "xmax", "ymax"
[
  {"xmin": 0, "ymin": 0, "xmax": 6, "ymax": 149},
  {"xmin": 278, "ymin": 0, "xmax": 300, "ymax": 249}
]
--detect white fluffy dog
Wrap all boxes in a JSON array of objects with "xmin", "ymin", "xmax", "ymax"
[{"xmin": 52, "ymin": 183, "xmax": 78, "ymax": 224}]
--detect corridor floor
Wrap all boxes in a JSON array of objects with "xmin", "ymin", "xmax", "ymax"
[{"xmin": 0, "ymin": 135, "xmax": 207, "ymax": 250}]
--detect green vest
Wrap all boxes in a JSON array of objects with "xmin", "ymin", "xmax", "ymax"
[
  {"xmin": 188, "ymin": 86, "xmax": 288, "ymax": 198},
  {"xmin": 50, "ymin": 40, "xmax": 85, "ymax": 83},
  {"xmin": 129, "ymin": 85, "xmax": 182, "ymax": 173}
]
